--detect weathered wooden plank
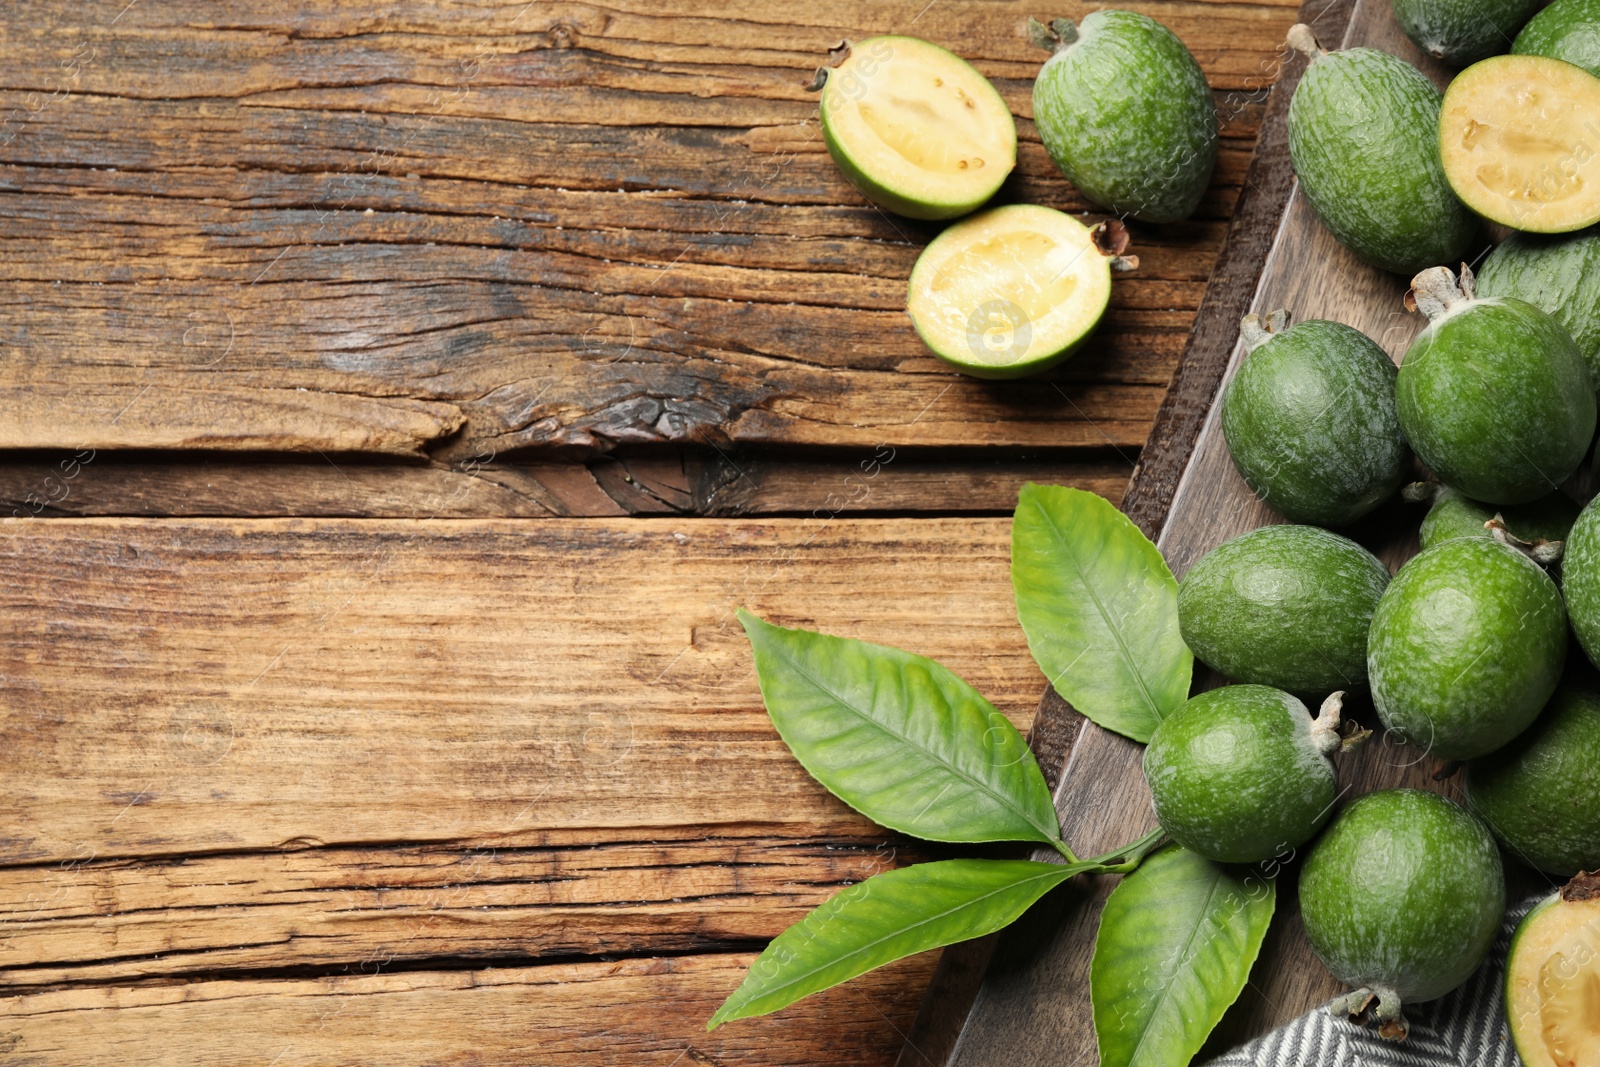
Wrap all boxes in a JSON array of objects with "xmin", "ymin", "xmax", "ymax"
[
  {"xmin": 0, "ymin": 951, "xmax": 937, "ymax": 1066},
  {"xmin": 0, "ymin": 0, "xmax": 1288, "ymax": 456},
  {"xmin": 0, "ymin": 449, "xmax": 1131, "ymax": 519}
]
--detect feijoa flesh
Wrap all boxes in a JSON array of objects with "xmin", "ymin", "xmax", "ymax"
[
  {"xmin": 906, "ymin": 204, "xmax": 1128, "ymax": 378},
  {"xmin": 1391, "ymin": 0, "xmax": 1544, "ymax": 66},
  {"xmin": 1505, "ymin": 876, "xmax": 1600, "ymax": 1067},
  {"xmin": 1368, "ymin": 537, "xmax": 1566, "ymax": 761},
  {"xmin": 1466, "ymin": 685, "xmax": 1600, "ymax": 876},
  {"xmin": 1221, "ymin": 312, "xmax": 1409, "ymax": 526},
  {"xmin": 1477, "ymin": 228, "xmax": 1600, "ymax": 375},
  {"xmin": 1286, "ymin": 26, "xmax": 1477, "ymax": 275},
  {"xmin": 1178, "ymin": 525, "xmax": 1389, "ymax": 695},
  {"xmin": 1557, "ymin": 495, "xmax": 1600, "ymax": 669},
  {"xmin": 1515, "ymin": 0, "xmax": 1600, "ymax": 78},
  {"xmin": 1397, "ymin": 267, "xmax": 1594, "ymax": 506},
  {"xmin": 817, "ymin": 36, "xmax": 1017, "ymax": 220},
  {"xmin": 1030, "ymin": 11, "xmax": 1217, "ymax": 224},
  {"xmin": 1143, "ymin": 686, "xmax": 1347, "ymax": 865},
  {"xmin": 1439, "ymin": 54, "xmax": 1600, "ymax": 234}
]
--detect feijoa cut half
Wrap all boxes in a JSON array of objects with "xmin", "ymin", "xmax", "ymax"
[
  {"xmin": 1514, "ymin": 0, "xmax": 1600, "ymax": 79},
  {"xmin": 907, "ymin": 204, "xmax": 1128, "ymax": 378},
  {"xmin": 1221, "ymin": 312, "xmax": 1409, "ymax": 526},
  {"xmin": 1439, "ymin": 54, "xmax": 1600, "ymax": 233},
  {"xmin": 1505, "ymin": 875, "xmax": 1600, "ymax": 1067},
  {"xmin": 1301, "ymin": 789, "xmax": 1505, "ymax": 1040},
  {"xmin": 1391, "ymin": 0, "xmax": 1544, "ymax": 66},
  {"xmin": 816, "ymin": 36, "xmax": 1017, "ymax": 220},
  {"xmin": 1030, "ymin": 12, "xmax": 1218, "ymax": 223}
]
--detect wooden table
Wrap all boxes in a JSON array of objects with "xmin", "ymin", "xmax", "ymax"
[{"xmin": 0, "ymin": 2, "xmax": 1297, "ymax": 1062}]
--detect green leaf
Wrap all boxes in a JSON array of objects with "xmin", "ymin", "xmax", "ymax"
[
  {"xmin": 1012, "ymin": 483, "xmax": 1191, "ymax": 743},
  {"xmin": 709, "ymin": 857, "xmax": 1094, "ymax": 1029},
  {"xmin": 738, "ymin": 610, "xmax": 1063, "ymax": 849},
  {"xmin": 1091, "ymin": 845, "xmax": 1276, "ymax": 1067}
]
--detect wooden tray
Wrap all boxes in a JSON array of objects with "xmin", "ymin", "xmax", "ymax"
[{"xmin": 899, "ymin": 0, "xmax": 1491, "ymax": 1061}]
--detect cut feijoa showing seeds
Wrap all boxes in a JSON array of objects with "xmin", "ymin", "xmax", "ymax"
[
  {"xmin": 1505, "ymin": 876, "xmax": 1600, "ymax": 1067},
  {"xmin": 1439, "ymin": 54, "xmax": 1600, "ymax": 233},
  {"xmin": 1514, "ymin": 0, "xmax": 1600, "ymax": 79},
  {"xmin": 1477, "ymin": 227, "xmax": 1600, "ymax": 373},
  {"xmin": 907, "ymin": 204, "xmax": 1127, "ymax": 378},
  {"xmin": 1221, "ymin": 312, "xmax": 1409, "ymax": 526},
  {"xmin": 816, "ymin": 36, "xmax": 1016, "ymax": 221},
  {"xmin": 1030, "ymin": 12, "xmax": 1217, "ymax": 224},
  {"xmin": 1286, "ymin": 25, "xmax": 1478, "ymax": 275},
  {"xmin": 1391, "ymin": 0, "xmax": 1544, "ymax": 66}
]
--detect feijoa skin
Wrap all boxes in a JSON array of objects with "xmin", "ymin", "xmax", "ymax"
[
  {"xmin": 1300, "ymin": 789, "xmax": 1505, "ymax": 1039},
  {"xmin": 1143, "ymin": 686, "xmax": 1343, "ymax": 865},
  {"xmin": 1397, "ymin": 267, "xmax": 1595, "ymax": 506},
  {"xmin": 1477, "ymin": 228, "xmax": 1600, "ymax": 376},
  {"xmin": 1504, "ymin": 880, "xmax": 1600, "ymax": 1067},
  {"xmin": 1286, "ymin": 28, "xmax": 1477, "ymax": 276},
  {"xmin": 1368, "ymin": 537, "xmax": 1567, "ymax": 761},
  {"xmin": 1179, "ymin": 526, "xmax": 1389, "ymax": 694},
  {"xmin": 1514, "ymin": 0, "xmax": 1600, "ymax": 78},
  {"xmin": 1392, "ymin": 0, "xmax": 1544, "ymax": 66},
  {"xmin": 1221, "ymin": 313, "xmax": 1409, "ymax": 526},
  {"xmin": 1418, "ymin": 488, "xmax": 1580, "ymax": 551},
  {"xmin": 1466, "ymin": 686, "xmax": 1600, "ymax": 876},
  {"xmin": 1558, "ymin": 496, "xmax": 1600, "ymax": 667},
  {"xmin": 1030, "ymin": 12, "xmax": 1217, "ymax": 224}
]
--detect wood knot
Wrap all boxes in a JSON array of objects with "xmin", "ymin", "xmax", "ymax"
[{"xmin": 546, "ymin": 20, "xmax": 579, "ymax": 49}]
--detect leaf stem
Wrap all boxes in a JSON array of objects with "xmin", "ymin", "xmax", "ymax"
[
  {"xmin": 1084, "ymin": 827, "xmax": 1167, "ymax": 873},
  {"xmin": 1051, "ymin": 839, "xmax": 1078, "ymax": 863}
]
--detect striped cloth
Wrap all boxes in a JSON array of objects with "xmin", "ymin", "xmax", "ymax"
[{"xmin": 1206, "ymin": 896, "xmax": 1541, "ymax": 1067}]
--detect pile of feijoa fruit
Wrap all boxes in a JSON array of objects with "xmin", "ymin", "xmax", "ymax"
[{"xmin": 807, "ymin": 3, "xmax": 1600, "ymax": 1056}]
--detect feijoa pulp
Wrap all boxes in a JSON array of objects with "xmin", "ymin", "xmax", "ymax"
[{"xmin": 1504, "ymin": 877, "xmax": 1600, "ymax": 1067}]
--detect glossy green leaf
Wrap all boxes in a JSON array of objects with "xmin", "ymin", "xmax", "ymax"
[
  {"xmin": 709, "ymin": 857, "xmax": 1093, "ymax": 1029},
  {"xmin": 738, "ymin": 610, "xmax": 1063, "ymax": 848},
  {"xmin": 1091, "ymin": 845, "xmax": 1276, "ymax": 1067},
  {"xmin": 1012, "ymin": 483, "xmax": 1191, "ymax": 742}
]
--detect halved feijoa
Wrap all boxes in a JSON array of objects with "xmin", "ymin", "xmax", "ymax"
[
  {"xmin": 1287, "ymin": 25, "xmax": 1478, "ymax": 275},
  {"xmin": 1030, "ymin": 12, "xmax": 1217, "ymax": 224},
  {"xmin": 906, "ymin": 204, "xmax": 1127, "ymax": 378},
  {"xmin": 1392, "ymin": 0, "xmax": 1543, "ymax": 66},
  {"xmin": 1505, "ymin": 875, "xmax": 1600, "ymax": 1067},
  {"xmin": 816, "ymin": 36, "xmax": 1016, "ymax": 220},
  {"xmin": 1477, "ymin": 228, "xmax": 1600, "ymax": 373},
  {"xmin": 1514, "ymin": 0, "xmax": 1600, "ymax": 79},
  {"xmin": 1439, "ymin": 54, "xmax": 1600, "ymax": 233}
]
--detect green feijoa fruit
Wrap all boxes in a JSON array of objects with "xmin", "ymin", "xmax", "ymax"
[
  {"xmin": 1440, "ymin": 55, "xmax": 1600, "ymax": 234},
  {"xmin": 1392, "ymin": 0, "xmax": 1544, "ymax": 66},
  {"xmin": 1514, "ymin": 0, "xmax": 1600, "ymax": 78},
  {"xmin": 1221, "ymin": 312, "xmax": 1408, "ymax": 526},
  {"xmin": 1466, "ymin": 685, "xmax": 1600, "ymax": 876},
  {"xmin": 1178, "ymin": 526, "xmax": 1389, "ymax": 694},
  {"xmin": 1300, "ymin": 789, "xmax": 1505, "ymax": 1040},
  {"xmin": 1286, "ymin": 26, "xmax": 1477, "ymax": 276},
  {"xmin": 907, "ymin": 205, "xmax": 1127, "ymax": 378},
  {"xmin": 1559, "ymin": 496, "xmax": 1600, "ymax": 668},
  {"xmin": 1368, "ymin": 537, "xmax": 1566, "ymax": 761},
  {"xmin": 1418, "ymin": 487, "xmax": 1580, "ymax": 551},
  {"xmin": 1143, "ymin": 686, "xmax": 1346, "ymax": 864},
  {"xmin": 1397, "ymin": 267, "xmax": 1595, "ymax": 506},
  {"xmin": 1029, "ymin": 12, "xmax": 1217, "ymax": 224},
  {"xmin": 1504, "ymin": 877, "xmax": 1600, "ymax": 1067},
  {"xmin": 1477, "ymin": 229, "xmax": 1600, "ymax": 375},
  {"xmin": 816, "ymin": 36, "xmax": 1017, "ymax": 221}
]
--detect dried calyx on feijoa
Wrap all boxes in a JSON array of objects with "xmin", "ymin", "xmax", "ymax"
[
  {"xmin": 1368, "ymin": 537, "xmax": 1566, "ymax": 761},
  {"xmin": 1397, "ymin": 266, "xmax": 1594, "ymax": 506},
  {"xmin": 1221, "ymin": 311, "xmax": 1409, "ymax": 526},
  {"xmin": 1439, "ymin": 54, "xmax": 1600, "ymax": 233},
  {"xmin": 1143, "ymin": 686, "xmax": 1359, "ymax": 865},
  {"xmin": 1514, "ymin": 0, "xmax": 1600, "ymax": 80},
  {"xmin": 813, "ymin": 36, "xmax": 1016, "ymax": 220},
  {"xmin": 1029, "ymin": 11, "xmax": 1217, "ymax": 223},
  {"xmin": 1391, "ymin": 0, "xmax": 1544, "ymax": 66},
  {"xmin": 1504, "ymin": 872, "xmax": 1600, "ymax": 1067},
  {"xmin": 1466, "ymin": 684, "xmax": 1600, "ymax": 876},
  {"xmin": 1286, "ymin": 25, "xmax": 1477, "ymax": 275},
  {"xmin": 906, "ymin": 205, "xmax": 1134, "ymax": 379},
  {"xmin": 1178, "ymin": 525, "xmax": 1389, "ymax": 695},
  {"xmin": 1477, "ymin": 228, "xmax": 1600, "ymax": 376},
  {"xmin": 1413, "ymin": 484, "xmax": 1579, "ymax": 556},
  {"xmin": 1301, "ymin": 789, "xmax": 1505, "ymax": 1041}
]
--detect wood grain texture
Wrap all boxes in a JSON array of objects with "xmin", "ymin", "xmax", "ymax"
[{"xmin": 0, "ymin": 0, "xmax": 1284, "ymax": 461}]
